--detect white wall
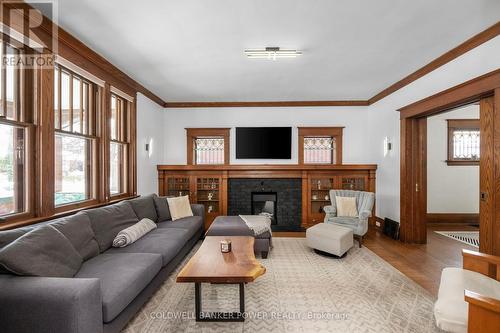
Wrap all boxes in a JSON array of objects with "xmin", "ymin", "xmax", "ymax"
[
  {"xmin": 367, "ymin": 36, "xmax": 500, "ymax": 221},
  {"xmin": 162, "ymin": 107, "xmax": 372, "ymax": 165},
  {"xmin": 426, "ymin": 104, "xmax": 479, "ymax": 213},
  {"xmin": 136, "ymin": 93, "xmax": 165, "ymax": 195},
  {"xmin": 154, "ymin": 36, "xmax": 500, "ymax": 221}
]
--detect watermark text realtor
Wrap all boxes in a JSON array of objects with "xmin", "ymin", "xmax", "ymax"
[{"xmin": 0, "ymin": 0, "xmax": 58, "ymax": 68}]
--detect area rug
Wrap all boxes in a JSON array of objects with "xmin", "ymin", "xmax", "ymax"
[
  {"xmin": 123, "ymin": 238, "xmax": 442, "ymax": 333},
  {"xmin": 434, "ymin": 231, "xmax": 479, "ymax": 248}
]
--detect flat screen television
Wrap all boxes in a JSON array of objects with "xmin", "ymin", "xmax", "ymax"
[{"xmin": 236, "ymin": 127, "xmax": 292, "ymax": 159}]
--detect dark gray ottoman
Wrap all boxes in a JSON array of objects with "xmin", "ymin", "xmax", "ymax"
[{"xmin": 205, "ymin": 216, "xmax": 271, "ymax": 258}]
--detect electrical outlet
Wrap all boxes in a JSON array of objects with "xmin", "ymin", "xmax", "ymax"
[{"xmin": 375, "ymin": 221, "xmax": 381, "ymax": 227}]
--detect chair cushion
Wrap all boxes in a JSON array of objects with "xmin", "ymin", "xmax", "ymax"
[
  {"xmin": 434, "ymin": 267, "xmax": 500, "ymax": 333},
  {"xmin": 156, "ymin": 216, "xmax": 203, "ymax": 239},
  {"xmin": 82, "ymin": 201, "xmax": 139, "ymax": 252},
  {"xmin": 50, "ymin": 213, "xmax": 99, "ymax": 260},
  {"xmin": 167, "ymin": 196, "xmax": 193, "ymax": 221},
  {"xmin": 105, "ymin": 228, "xmax": 191, "ymax": 267},
  {"xmin": 75, "ymin": 252, "xmax": 162, "ymax": 323},
  {"xmin": 0, "ymin": 225, "xmax": 83, "ymax": 277},
  {"xmin": 153, "ymin": 195, "xmax": 171, "ymax": 222},
  {"xmin": 128, "ymin": 195, "xmax": 158, "ymax": 222},
  {"xmin": 327, "ymin": 217, "xmax": 359, "ymax": 226}
]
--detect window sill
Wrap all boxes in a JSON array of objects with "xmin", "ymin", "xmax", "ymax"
[
  {"xmin": 446, "ymin": 160, "xmax": 479, "ymax": 166},
  {"xmin": 0, "ymin": 195, "xmax": 139, "ymax": 231}
]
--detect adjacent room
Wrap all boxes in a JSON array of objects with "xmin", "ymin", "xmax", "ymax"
[{"xmin": 0, "ymin": 1, "xmax": 499, "ymax": 333}]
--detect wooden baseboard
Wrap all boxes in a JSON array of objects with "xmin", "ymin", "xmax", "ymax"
[{"xmin": 426, "ymin": 213, "xmax": 479, "ymax": 224}]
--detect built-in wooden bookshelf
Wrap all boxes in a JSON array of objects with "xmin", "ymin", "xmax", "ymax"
[{"xmin": 158, "ymin": 164, "xmax": 376, "ymax": 230}]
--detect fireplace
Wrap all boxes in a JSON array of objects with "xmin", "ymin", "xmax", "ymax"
[
  {"xmin": 228, "ymin": 179, "xmax": 302, "ymax": 231},
  {"xmin": 251, "ymin": 192, "xmax": 277, "ymax": 225}
]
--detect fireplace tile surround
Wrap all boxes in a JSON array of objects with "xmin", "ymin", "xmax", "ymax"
[{"xmin": 228, "ymin": 179, "xmax": 303, "ymax": 231}]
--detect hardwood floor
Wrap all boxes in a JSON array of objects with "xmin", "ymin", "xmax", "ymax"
[
  {"xmin": 364, "ymin": 223, "xmax": 478, "ymax": 296},
  {"xmin": 274, "ymin": 224, "xmax": 478, "ymax": 296}
]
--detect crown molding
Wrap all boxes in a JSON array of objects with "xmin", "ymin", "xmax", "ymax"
[{"xmin": 164, "ymin": 100, "xmax": 369, "ymax": 108}]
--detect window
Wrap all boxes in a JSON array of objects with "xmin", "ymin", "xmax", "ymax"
[
  {"xmin": 298, "ymin": 127, "xmax": 343, "ymax": 164},
  {"xmin": 447, "ymin": 119, "xmax": 480, "ymax": 166},
  {"xmin": 0, "ymin": 124, "xmax": 26, "ymax": 216},
  {"xmin": 303, "ymin": 137, "xmax": 335, "ymax": 164},
  {"xmin": 186, "ymin": 128, "xmax": 230, "ymax": 165},
  {"xmin": 109, "ymin": 93, "xmax": 129, "ymax": 196},
  {"xmin": 194, "ymin": 137, "xmax": 225, "ymax": 164},
  {"xmin": 54, "ymin": 65, "xmax": 98, "ymax": 206},
  {"xmin": 0, "ymin": 39, "xmax": 34, "ymax": 219}
]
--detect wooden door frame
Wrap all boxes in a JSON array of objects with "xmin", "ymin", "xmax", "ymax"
[{"xmin": 399, "ymin": 69, "xmax": 500, "ymax": 250}]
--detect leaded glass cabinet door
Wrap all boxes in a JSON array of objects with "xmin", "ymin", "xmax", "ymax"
[
  {"xmin": 165, "ymin": 175, "xmax": 191, "ymax": 198},
  {"xmin": 194, "ymin": 176, "xmax": 222, "ymax": 230},
  {"xmin": 309, "ymin": 176, "xmax": 334, "ymax": 226}
]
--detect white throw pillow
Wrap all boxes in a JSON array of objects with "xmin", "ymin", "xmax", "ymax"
[
  {"xmin": 336, "ymin": 196, "xmax": 358, "ymax": 217},
  {"xmin": 167, "ymin": 195, "xmax": 194, "ymax": 221}
]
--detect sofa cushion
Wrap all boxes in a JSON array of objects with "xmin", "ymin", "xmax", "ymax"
[
  {"xmin": 0, "ymin": 226, "xmax": 35, "ymax": 250},
  {"xmin": 128, "ymin": 195, "xmax": 158, "ymax": 222},
  {"xmin": 156, "ymin": 216, "xmax": 203, "ymax": 239},
  {"xmin": 50, "ymin": 213, "xmax": 99, "ymax": 260},
  {"xmin": 75, "ymin": 252, "xmax": 162, "ymax": 323},
  {"xmin": 153, "ymin": 195, "xmax": 171, "ymax": 222},
  {"xmin": 105, "ymin": 228, "xmax": 191, "ymax": 267},
  {"xmin": 434, "ymin": 267, "xmax": 500, "ymax": 333},
  {"xmin": 0, "ymin": 225, "xmax": 83, "ymax": 277},
  {"xmin": 82, "ymin": 201, "xmax": 139, "ymax": 252}
]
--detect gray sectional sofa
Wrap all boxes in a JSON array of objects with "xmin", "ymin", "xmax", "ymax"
[{"xmin": 0, "ymin": 194, "xmax": 204, "ymax": 333}]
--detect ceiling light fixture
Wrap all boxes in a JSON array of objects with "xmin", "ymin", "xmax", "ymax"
[{"xmin": 244, "ymin": 47, "xmax": 302, "ymax": 60}]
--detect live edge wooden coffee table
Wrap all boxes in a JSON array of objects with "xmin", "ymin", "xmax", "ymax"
[{"xmin": 177, "ymin": 236, "xmax": 266, "ymax": 322}]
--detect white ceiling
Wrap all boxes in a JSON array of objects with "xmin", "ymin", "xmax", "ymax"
[{"xmin": 34, "ymin": 0, "xmax": 500, "ymax": 102}]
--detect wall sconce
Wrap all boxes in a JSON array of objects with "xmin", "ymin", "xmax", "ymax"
[
  {"xmin": 145, "ymin": 138, "xmax": 153, "ymax": 158},
  {"xmin": 383, "ymin": 137, "xmax": 392, "ymax": 157}
]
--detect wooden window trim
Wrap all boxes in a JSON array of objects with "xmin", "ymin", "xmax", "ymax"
[
  {"xmin": 186, "ymin": 128, "xmax": 230, "ymax": 165},
  {"xmin": 0, "ymin": 38, "xmax": 36, "ymax": 221},
  {"xmin": 298, "ymin": 127, "xmax": 344, "ymax": 165},
  {"xmin": 446, "ymin": 119, "xmax": 480, "ymax": 166},
  {"xmin": 54, "ymin": 64, "xmax": 99, "ymax": 210},
  {"xmin": 109, "ymin": 93, "xmax": 135, "ymax": 198}
]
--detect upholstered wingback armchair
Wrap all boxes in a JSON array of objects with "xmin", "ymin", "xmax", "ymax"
[{"xmin": 323, "ymin": 190, "xmax": 375, "ymax": 247}]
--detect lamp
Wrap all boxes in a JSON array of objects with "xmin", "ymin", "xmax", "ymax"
[
  {"xmin": 244, "ymin": 47, "xmax": 302, "ymax": 60},
  {"xmin": 383, "ymin": 137, "xmax": 392, "ymax": 156}
]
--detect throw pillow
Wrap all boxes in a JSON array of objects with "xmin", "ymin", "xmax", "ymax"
[
  {"xmin": 0, "ymin": 225, "xmax": 83, "ymax": 277},
  {"xmin": 128, "ymin": 195, "xmax": 158, "ymax": 221},
  {"xmin": 153, "ymin": 195, "xmax": 171, "ymax": 222},
  {"xmin": 112, "ymin": 218, "xmax": 157, "ymax": 247},
  {"xmin": 167, "ymin": 195, "xmax": 193, "ymax": 221},
  {"xmin": 336, "ymin": 196, "xmax": 358, "ymax": 217}
]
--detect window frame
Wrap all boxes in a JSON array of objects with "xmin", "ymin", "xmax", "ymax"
[
  {"xmin": 298, "ymin": 127, "xmax": 343, "ymax": 165},
  {"xmin": 53, "ymin": 64, "xmax": 100, "ymax": 212},
  {"xmin": 108, "ymin": 92, "xmax": 133, "ymax": 199},
  {"xmin": 446, "ymin": 119, "xmax": 480, "ymax": 166},
  {"xmin": 186, "ymin": 128, "xmax": 230, "ymax": 165},
  {"xmin": 0, "ymin": 36, "xmax": 36, "ymax": 222}
]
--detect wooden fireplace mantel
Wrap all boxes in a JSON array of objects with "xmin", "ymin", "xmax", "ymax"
[{"xmin": 157, "ymin": 164, "xmax": 377, "ymax": 230}]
